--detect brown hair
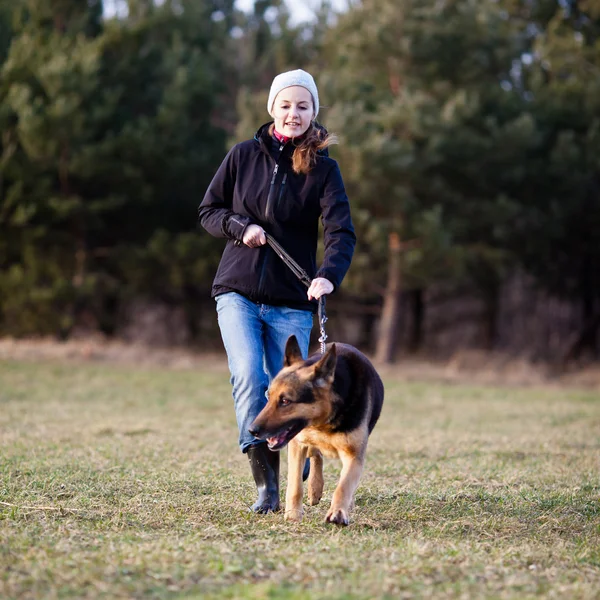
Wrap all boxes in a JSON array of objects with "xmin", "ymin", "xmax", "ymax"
[{"xmin": 269, "ymin": 123, "xmax": 338, "ymax": 175}]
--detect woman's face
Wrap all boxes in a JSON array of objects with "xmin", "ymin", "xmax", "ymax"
[{"xmin": 272, "ymin": 86, "xmax": 314, "ymax": 138}]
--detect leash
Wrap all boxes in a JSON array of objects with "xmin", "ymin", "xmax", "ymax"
[{"xmin": 265, "ymin": 233, "xmax": 328, "ymax": 354}]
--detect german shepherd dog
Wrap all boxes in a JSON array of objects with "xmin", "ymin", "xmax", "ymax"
[{"xmin": 249, "ymin": 336, "xmax": 384, "ymax": 525}]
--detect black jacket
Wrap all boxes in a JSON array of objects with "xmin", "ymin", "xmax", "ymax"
[{"xmin": 198, "ymin": 123, "xmax": 356, "ymax": 312}]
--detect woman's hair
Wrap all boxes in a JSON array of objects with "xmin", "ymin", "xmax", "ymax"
[{"xmin": 269, "ymin": 123, "xmax": 338, "ymax": 175}]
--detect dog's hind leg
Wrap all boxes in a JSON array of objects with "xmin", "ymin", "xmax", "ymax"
[
  {"xmin": 325, "ymin": 451, "xmax": 364, "ymax": 526},
  {"xmin": 285, "ymin": 439, "xmax": 307, "ymax": 522},
  {"xmin": 307, "ymin": 449, "xmax": 324, "ymax": 506}
]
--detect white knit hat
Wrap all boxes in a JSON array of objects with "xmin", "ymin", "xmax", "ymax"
[{"xmin": 267, "ymin": 69, "xmax": 319, "ymax": 119}]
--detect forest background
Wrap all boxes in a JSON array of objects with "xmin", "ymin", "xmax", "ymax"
[{"xmin": 0, "ymin": 0, "xmax": 599, "ymax": 365}]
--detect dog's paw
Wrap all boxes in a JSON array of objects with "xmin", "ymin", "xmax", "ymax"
[
  {"xmin": 307, "ymin": 487, "xmax": 322, "ymax": 506},
  {"xmin": 308, "ymin": 490, "xmax": 323, "ymax": 506},
  {"xmin": 284, "ymin": 507, "xmax": 304, "ymax": 522},
  {"xmin": 325, "ymin": 507, "xmax": 349, "ymax": 526}
]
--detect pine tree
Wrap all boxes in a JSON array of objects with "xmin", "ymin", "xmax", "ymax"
[
  {"xmin": 0, "ymin": 0, "xmax": 106, "ymax": 334},
  {"xmin": 319, "ymin": 0, "xmax": 573, "ymax": 360},
  {"xmin": 512, "ymin": 0, "xmax": 600, "ymax": 361},
  {"xmin": 0, "ymin": 0, "xmax": 236, "ymax": 337},
  {"xmin": 232, "ymin": 0, "xmax": 330, "ymax": 141}
]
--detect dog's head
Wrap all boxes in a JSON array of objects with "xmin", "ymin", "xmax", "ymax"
[{"xmin": 248, "ymin": 335, "xmax": 337, "ymax": 450}]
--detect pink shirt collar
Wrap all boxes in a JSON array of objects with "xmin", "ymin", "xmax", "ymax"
[{"xmin": 273, "ymin": 129, "xmax": 290, "ymax": 144}]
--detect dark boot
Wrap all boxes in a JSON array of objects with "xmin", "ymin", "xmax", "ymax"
[{"xmin": 247, "ymin": 443, "xmax": 280, "ymax": 513}]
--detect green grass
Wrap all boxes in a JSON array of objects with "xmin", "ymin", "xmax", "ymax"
[{"xmin": 1, "ymin": 357, "xmax": 599, "ymax": 599}]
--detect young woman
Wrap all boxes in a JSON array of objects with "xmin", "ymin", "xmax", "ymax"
[{"xmin": 198, "ymin": 69, "xmax": 356, "ymax": 513}]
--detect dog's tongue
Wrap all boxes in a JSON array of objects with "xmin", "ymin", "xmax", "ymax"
[{"xmin": 267, "ymin": 432, "xmax": 287, "ymax": 449}]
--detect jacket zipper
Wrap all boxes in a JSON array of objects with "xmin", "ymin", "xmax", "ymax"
[
  {"xmin": 264, "ymin": 143, "xmax": 285, "ymax": 221},
  {"xmin": 259, "ymin": 144, "xmax": 285, "ymax": 294},
  {"xmin": 265, "ymin": 163, "xmax": 279, "ymax": 221}
]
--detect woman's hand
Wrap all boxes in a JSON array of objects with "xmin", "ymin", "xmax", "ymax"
[
  {"xmin": 307, "ymin": 277, "xmax": 334, "ymax": 300},
  {"xmin": 242, "ymin": 224, "xmax": 267, "ymax": 248}
]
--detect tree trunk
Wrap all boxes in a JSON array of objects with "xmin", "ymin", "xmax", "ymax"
[
  {"xmin": 375, "ymin": 232, "xmax": 402, "ymax": 363},
  {"xmin": 581, "ymin": 253, "xmax": 599, "ymax": 359},
  {"xmin": 408, "ymin": 288, "xmax": 424, "ymax": 353},
  {"xmin": 359, "ymin": 310, "xmax": 377, "ymax": 354},
  {"xmin": 561, "ymin": 253, "xmax": 600, "ymax": 365},
  {"xmin": 482, "ymin": 289, "xmax": 499, "ymax": 350},
  {"xmin": 561, "ymin": 312, "xmax": 600, "ymax": 367}
]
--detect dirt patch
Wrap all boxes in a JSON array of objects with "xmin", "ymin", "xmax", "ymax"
[
  {"xmin": 1, "ymin": 336, "xmax": 599, "ymax": 389},
  {"xmin": 0, "ymin": 336, "xmax": 227, "ymax": 373}
]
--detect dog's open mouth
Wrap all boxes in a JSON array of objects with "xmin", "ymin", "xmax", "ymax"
[{"xmin": 266, "ymin": 421, "xmax": 305, "ymax": 451}]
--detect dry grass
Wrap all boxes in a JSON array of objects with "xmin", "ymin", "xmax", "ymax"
[
  {"xmin": 1, "ymin": 348, "xmax": 599, "ymax": 599},
  {"xmin": 2, "ymin": 336, "xmax": 600, "ymax": 388}
]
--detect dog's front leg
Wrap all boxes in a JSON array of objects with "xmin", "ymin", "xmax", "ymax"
[
  {"xmin": 326, "ymin": 451, "xmax": 364, "ymax": 526},
  {"xmin": 285, "ymin": 439, "xmax": 307, "ymax": 522}
]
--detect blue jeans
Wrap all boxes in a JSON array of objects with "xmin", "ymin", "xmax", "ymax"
[{"xmin": 215, "ymin": 292, "xmax": 313, "ymax": 452}]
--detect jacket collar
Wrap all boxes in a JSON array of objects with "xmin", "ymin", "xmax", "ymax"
[{"xmin": 254, "ymin": 121, "xmax": 330, "ymax": 159}]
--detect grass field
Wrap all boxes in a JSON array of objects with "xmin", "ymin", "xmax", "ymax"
[{"xmin": 1, "ymin": 355, "xmax": 599, "ymax": 599}]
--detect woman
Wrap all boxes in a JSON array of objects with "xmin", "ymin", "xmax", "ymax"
[{"xmin": 198, "ymin": 69, "xmax": 355, "ymax": 513}]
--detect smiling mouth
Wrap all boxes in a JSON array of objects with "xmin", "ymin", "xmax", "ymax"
[{"xmin": 266, "ymin": 420, "xmax": 305, "ymax": 451}]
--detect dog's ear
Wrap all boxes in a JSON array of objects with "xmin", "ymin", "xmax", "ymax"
[
  {"xmin": 312, "ymin": 343, "xmax": 337, "ymax": 386},
  {"xmin": 284, "ymin": 335, "xmax": 304, "ymax": 367}
]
